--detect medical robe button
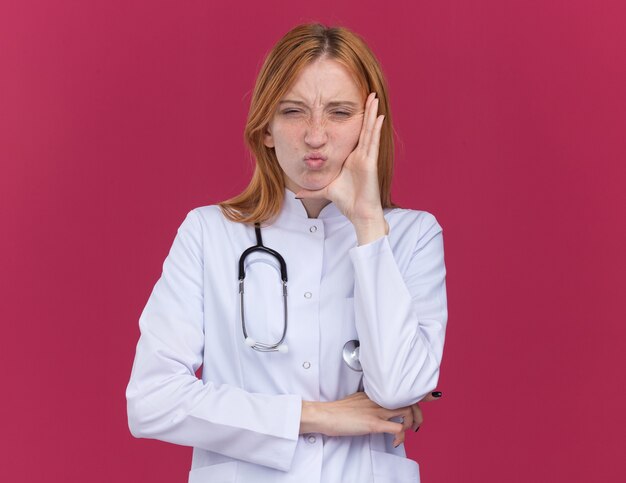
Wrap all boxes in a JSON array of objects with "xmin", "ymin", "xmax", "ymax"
[
  {"xmin": 307, "ymin": 435, "xmax": 316, "ymax": 444},
  {"xmin": 304, "ymin": 292, "xmax": 312, "ymax": 299},
  {"xmin": 302, "ymin": 361, "xmax": 311, "ymax": 369},
  {"xmin": 309, "ymin": 225, "xmax": 317, "ymax": 233}
]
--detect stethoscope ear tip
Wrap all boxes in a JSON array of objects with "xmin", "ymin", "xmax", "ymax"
[
  {"xmin": 278, "ymin": 344, "xmax": 289, "ymax": 354},
  {"xmin": 245, "ymin": 337, "xmax": 256, "ymax": 347}
]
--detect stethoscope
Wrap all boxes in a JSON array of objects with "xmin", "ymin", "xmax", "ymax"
[{"xmin": 238, "ymin": 222, "xmax": 363, "ymax": 373}]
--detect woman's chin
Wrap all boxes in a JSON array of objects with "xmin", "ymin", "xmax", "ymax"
[
  {"xmin": 298, "ymin": 174, "xmax": 336, "ymax": 192},
  {"xmin": 285, "ymin": 171, "xmax": 336, "ymax": 193}
]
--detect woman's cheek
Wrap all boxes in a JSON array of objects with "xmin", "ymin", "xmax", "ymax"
[{"xmin": 341, "ymin": 125, "xmax": 362, "ymax": 154}]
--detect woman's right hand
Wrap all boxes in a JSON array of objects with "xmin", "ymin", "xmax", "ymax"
[{"xmin": 299, "ymin": 391, "xmax": 441, "ymax": 446}]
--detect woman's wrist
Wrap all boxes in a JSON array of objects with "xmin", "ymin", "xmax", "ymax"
[
  {"xmin": 353, "ymin": 216, "xmax": 389, "ymax": 246},
  {"xmin": 299, "ymin": 400, "xmax": 321, "ymax": 434}
]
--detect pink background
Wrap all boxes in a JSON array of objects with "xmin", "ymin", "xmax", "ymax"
[{"xmin": 1, "ymin": 1, "xmax": 625, "ymax": 481}]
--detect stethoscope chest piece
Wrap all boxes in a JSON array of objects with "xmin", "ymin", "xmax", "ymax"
[{"xmin": 342, "ymin": 339, "xmax": 362, "ymax": 371}]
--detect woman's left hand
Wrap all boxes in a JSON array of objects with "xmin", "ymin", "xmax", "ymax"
[
  {"xmin": 295, "ymin": 92, "xmax": 388, "ymax": 240},
  {"xmin": 391, "ymin": 392, "xmax": 442, "ymax": 448}
]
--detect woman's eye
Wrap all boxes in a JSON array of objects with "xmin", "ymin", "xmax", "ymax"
[{"xmin": 280, "ymin": 109, "xmax": 352, "ymax": 117}]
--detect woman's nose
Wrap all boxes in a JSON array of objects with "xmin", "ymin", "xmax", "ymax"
[{"xmin": 304, "ymin": 116, "xmax": 328, "ymax": 147}]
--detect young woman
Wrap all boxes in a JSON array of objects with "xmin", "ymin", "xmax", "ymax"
[{"xmin": 127, "ymin": 22, "xmax": 448, "ymax": 482}]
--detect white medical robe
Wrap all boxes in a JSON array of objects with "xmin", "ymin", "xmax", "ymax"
[{"xmin": 126, "ymin": 187, "xmax": 448, "ymax": 482}]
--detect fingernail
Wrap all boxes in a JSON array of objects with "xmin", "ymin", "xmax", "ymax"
[
  {"xmin": 295, "ymin": 196, "xmax": 302, "ymax": 200},
  {"xmin": 414, "ymin": 426, "xmax": 420, "ymax": 432},
  {"xmin": 431, "ymin": 391, "xmax": 442, "ymax": 398}
]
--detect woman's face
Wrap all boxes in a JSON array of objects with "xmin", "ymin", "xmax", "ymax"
[{"xmin": 263, "ymin": 57, "xmax": 366, "ymax": 195}]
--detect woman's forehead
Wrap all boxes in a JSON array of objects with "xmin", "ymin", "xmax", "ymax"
[{"xmin": 281, "ymin": 60, "xmax": 364, "ymax": 105}]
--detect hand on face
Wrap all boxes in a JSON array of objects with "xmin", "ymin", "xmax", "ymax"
[{"xmin": 295, "ymin": 92, "xmax": 386, "ymax": 224}]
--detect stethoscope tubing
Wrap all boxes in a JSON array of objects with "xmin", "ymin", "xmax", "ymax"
[
  {"xmin": 238, "ymin": 222, "xmax": 363, "ymax": 377},
  {"xmin": 239, "ymin": 223, "xmax": 289, "ymax": 352}
]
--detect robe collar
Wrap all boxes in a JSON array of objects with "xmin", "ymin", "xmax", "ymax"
[{"xmin": 280, "ymin": 187, "xmax": 344, "ymax": 220}]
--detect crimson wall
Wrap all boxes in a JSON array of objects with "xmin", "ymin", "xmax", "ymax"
[{"xmin": 1, "ymin": 1, "xmax": 624, "ymax": 481}]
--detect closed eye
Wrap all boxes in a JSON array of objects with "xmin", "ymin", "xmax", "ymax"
[{"xmin": 280, "ymin": 109, "xmax": 353, "ymax": 117}]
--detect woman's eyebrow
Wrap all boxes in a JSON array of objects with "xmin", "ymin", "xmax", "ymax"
[{"xmin": 278, "ymin": 100, "xmax": 360, "ymax": 108}]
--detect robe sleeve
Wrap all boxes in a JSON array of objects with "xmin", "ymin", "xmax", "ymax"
[
  {"xmin": 348, "ymin": 211, "xmax": 448, "ymax": 410},
  {"xmin": 125, "ymin": 209, "xmax": 302, "ymax": 472}
]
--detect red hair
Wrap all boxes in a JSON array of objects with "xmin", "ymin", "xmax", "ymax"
[{"xmin": 219, "ymin": 22, "xmax": 399, "ymax": 224}]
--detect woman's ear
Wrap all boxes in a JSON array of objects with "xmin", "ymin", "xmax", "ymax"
[{"xmin": 263, "ymin": 126, "xmax": 275, "ymax": 148}]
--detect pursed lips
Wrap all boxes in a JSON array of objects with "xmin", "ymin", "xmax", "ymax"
[
  {"xmin": 303, "ymin": 153, "xmax": 327, "ymax": 169},
  {"xmin": 304, "ymin": 152, "xmax": 328, "ymax": 161}
]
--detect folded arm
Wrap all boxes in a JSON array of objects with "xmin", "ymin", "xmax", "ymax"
[
  {"xmin": 126, "ymin": 210, "xmax": 302, "ymax": 472},
  {"xmin": 348, "ymin": 211, "xmax": 448, "ymax": 410}
]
